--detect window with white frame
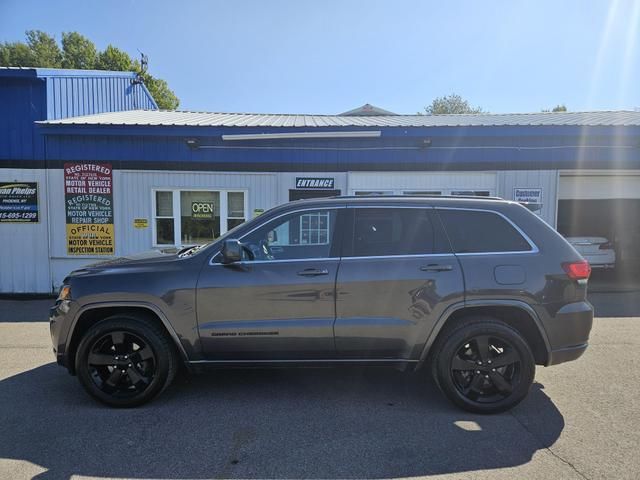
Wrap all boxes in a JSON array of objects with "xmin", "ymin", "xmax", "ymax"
[
  {"xmin": 353, "ymin": 189, "xmax": 492, "ymax": 197},
  {"xmin": 153, "ymin": 189, "xmax": 247, "ymax": 247},
  {"xmin": 299, "ymin": 211, "xmax": 331, "ymax": 245},
  {"xmin": 450, "ymin": 190, "xmax": 491, "ymax": 196},
  {"xmin": 403, "ymin": 191, "xmax": 442, "ymax": 196}
]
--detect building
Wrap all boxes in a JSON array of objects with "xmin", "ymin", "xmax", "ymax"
[{"xmin": 1, "ymin": 68, "xmax": 640, "ymax": 294}]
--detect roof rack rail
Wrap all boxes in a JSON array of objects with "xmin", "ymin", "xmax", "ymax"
[{"xmin": 327, "ymin": 194, "xmax": 505, "ymax": 201}]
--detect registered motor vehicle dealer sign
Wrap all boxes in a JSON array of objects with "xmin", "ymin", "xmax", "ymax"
[
  {"xmin": 64, "ymin": 163, "xmax": 114, "ymax": 255},
  {"xmin": 0, "ymin": 182, "xmax": 38, "ymax": 222}
]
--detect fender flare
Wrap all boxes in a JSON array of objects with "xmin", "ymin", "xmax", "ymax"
[
  {"xmin": 416, "ymin": 299, "xmax": 552, "ymax": 368},
  {"xmin": 65, "ymin": 301, "xmax": 190, "ymax": 365}
]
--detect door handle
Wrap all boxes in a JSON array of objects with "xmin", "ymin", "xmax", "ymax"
[
  {"xmin": 297, "ymin": 268, "xmax": 329, "ymax": 277},
  {"xmin": 420, "ymin": 264, "xmax": 453, "ymax": 272}
]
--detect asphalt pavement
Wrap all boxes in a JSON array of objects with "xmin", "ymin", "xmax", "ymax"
[{"xmin": 0, "ymin": 299, "xmax": 639, "ymax": 479}]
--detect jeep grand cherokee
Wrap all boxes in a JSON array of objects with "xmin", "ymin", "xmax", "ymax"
[{"xmin": 50, "ymin": 196, "xmax": 593, "ymax": 413}]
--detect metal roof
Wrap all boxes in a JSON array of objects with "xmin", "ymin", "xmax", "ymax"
[
  {"xmin": 339, "ymin": 103, "xmax": 398, "ymax": 116},
  {"xmin": 39, "ymin": 109, "xmax": 640, "ymax": 128},
  {"xmin": 0, "ymin": 66, "xmax": 138, "ymax": 79}
]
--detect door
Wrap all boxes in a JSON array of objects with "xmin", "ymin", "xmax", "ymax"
[
  {"xmin": 196, "ymin": 207, "xmax": 343, "ymax": 360},
  {"xmin": 334, "ymin": 207, "xmax": 465, "ymax": 359},
  {"xmin": 289, "ymin": 189, "xmax": 341, "ymax": 201}
]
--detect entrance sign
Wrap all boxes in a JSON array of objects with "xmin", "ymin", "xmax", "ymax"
[
  {"xmin": 64, "ymin": 163, "xmax": 114, "ymax": 255},
  {"xmin": 0, "ymin": 182, "xmax": 38, "ymax": 222},
  {"xmin": 295, "ymin": 177, "xmax": 335, "ymax": 189}
]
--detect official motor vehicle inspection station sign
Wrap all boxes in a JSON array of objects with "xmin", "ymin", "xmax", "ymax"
[
  {"xmin": 0, "ymin": 182, "xmax": 38, "ymax": 222},
  {"xmin": 64, "ymin": 163, "xmax": 114, "ymax": 255}
]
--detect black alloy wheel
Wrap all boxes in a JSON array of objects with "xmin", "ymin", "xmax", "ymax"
[
  {"xmin": 75, "ymin": 316, "xmax": 177, "ymax": 407},
  {"xmin": 450, "ymin": 334, "xmax": 521, "ymax": 403},
  {"xmin": 431, "ymin": 318, "xmax": 535, "ymax": 414},
  {"xmin": 87, "ymin": 330, "xmax": 157, "ymax": 398}
]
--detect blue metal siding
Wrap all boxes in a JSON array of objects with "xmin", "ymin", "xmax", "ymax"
[
  {"xmin": 41, "ymin": 125, "xmax": 640, "ymax": 171},
  {"xmin": 0, "ymin": 69, "xmax": 157, "ymax": 163},
  {"xmin": 45, "ymin": 75, "xmax": 156, "ymax": 120},
  {"xmin": 0, "ymin": 78, "xmax": 46, "ymax": 160}
]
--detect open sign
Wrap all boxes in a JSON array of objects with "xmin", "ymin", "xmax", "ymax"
[{"xmin": 191, "ymin": 202, "xmax": 214, "ymax": 218}]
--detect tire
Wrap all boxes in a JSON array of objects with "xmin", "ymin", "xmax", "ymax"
[
  {"xmin": 75, "ymin": 315, "xmax": 178, "ymax": 408},
  {"xmin": 430, "ymin": 317, "xmax": 535, "ymax": 414}
]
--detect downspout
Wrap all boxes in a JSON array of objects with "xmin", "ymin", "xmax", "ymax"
[{"xmin": 43, "ymin": 132, "xmax": 55, "ymax": 294}]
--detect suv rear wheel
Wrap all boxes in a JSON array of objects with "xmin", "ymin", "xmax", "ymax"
[
  {"xmin": 75, "ymin": 315, "xmax": 178, "ymax": 407},
  {"xmin": 431, "ymin": 317, "xmax": 535, "ymax": 414}
]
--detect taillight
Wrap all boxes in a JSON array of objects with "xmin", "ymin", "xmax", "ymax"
[
  {"xmin": 599, "ymin": 242, "xmax": 613, "ymax": 250},
  {"xmin": 562, "ymin": 260, "xmax": 591, "ymax": 282}
]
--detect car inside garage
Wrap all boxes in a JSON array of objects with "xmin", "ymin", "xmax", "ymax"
[{"xmin": 557, "ymin": 173, "xmax": 640, "ymax": 290}]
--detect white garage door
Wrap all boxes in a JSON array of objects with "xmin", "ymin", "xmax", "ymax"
[
  {"xmin": 559, "ymin": 174, "xmax": 640, "ymax": 200},
  {"xmin": 348, "ymin": 172, "xmax": 497, "ymax": 196}
]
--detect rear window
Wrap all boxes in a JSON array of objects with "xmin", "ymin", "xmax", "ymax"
[
  {"xmin": 437, "ymin": 209, "xmax": 533, "ymax": 253},
  {"xmin": 350, "ymin": 208, "xmax": 444, "ymax": 257}
]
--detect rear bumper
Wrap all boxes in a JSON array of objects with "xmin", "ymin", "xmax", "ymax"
[
  {"xmin": 544, "ymin": 300, "xmax": 593, "ymax": 366},
  {"xmin": 548, "ymin": 343, "xmax": 588, "ymax": 365}
]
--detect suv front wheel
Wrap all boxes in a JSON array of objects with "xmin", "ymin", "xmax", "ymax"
[
  {"xmin": 431, "ymin": 318, "xmax": 535, "ymax": 414},
  {"xmin": 75, "ymin": 315, "xmax": 178, "ymax": 407}
]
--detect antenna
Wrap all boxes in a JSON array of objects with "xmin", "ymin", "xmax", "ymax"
[{"xmin": 132, "ymin": 51, "xmax": 148, "ymax": 85}]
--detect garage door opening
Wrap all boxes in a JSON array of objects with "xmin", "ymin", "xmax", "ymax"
[{"xmin": 557, "ymin": 199, "xmax": 640, "ymax": 289}]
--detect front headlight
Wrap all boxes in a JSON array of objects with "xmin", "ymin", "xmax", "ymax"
[{"xmin": 57, "ymin": 285, "xmax": 71, "ymax": 302}]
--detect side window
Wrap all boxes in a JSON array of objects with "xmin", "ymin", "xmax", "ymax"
[
  {"xmin": 437, "ymin": 209, "xmax": 533, "ymax": 253},
  {"xmin": 241, "ymin": 209, "xmax": 338, "ymax": 261},
  {"xmin": 350, "ymin": 208, "xmax": 441, "ymax": 257}
]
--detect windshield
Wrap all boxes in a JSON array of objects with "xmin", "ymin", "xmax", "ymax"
[{"xmin": 178, "ymin": 211, "xmax": 269, "ymax": 257}]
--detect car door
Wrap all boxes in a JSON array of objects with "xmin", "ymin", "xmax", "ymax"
[
  {"xmin": 334, "ymin": 206, "xmax": 465, "ymax": 360},
  {"xmin": 196, "ymin": 207, "xmax": 343, "ymax": 360}
]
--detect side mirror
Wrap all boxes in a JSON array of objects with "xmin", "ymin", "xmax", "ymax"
[{"xmin": 221, "ymin": 239, "xmax": 243, "ymax": 264}]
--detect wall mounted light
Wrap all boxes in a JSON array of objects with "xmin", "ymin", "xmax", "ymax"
[
  {"xmin": 221, "ymin": 131, "xmax": 382, "ymax": 141},
  {"xmin": 185, "ymin": 138, "xmax": 200, "ymax": 149}
]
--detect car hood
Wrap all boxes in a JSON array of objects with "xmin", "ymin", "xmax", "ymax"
[{"xmin": 79, "ymin": 249, "xmax": 180, "ymax": 271}]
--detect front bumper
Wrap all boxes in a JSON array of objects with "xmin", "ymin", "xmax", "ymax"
[{"xmin": 49, "ymin": 300, "xmax": 79, "ymax": 371}]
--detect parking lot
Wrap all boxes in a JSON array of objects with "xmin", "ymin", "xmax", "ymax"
[{"xmin": 1, "ymin": 293, "xmax": 639, "ymax": 480}]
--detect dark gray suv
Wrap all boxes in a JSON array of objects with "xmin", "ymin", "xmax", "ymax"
[{"xmin": 50, "ymin": 196, "xmax": 593, "ymax": 413}]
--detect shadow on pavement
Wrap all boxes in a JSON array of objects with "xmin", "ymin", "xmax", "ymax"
[
  {"xmin": 1, "ymin": 364, "xmax": 564, "ymax": 479},
  {"xmin": 588, "ymin": 291, "xmax": 640, "ymax": 317},
  {"xmin": 0, "ymin": 299, "xmax": 53, "ymax": 322}
]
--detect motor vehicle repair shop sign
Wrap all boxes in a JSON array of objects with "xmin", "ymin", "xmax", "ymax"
[
  {"xmin": 0, "ymin": 182, "xmax": 38, "ymax": 222},
  {"xmin": 64, "ymin": 163, "xmax": 114, "ymax": 255}
]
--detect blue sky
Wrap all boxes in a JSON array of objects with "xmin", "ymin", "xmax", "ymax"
[{"xmin": 2, "ymin": 0, "xmax": 639, "ymax": 114}]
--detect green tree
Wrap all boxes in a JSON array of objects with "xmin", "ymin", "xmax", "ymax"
[
  {"xmin": 142, "ymin": 75, "xmax": 179, "ymax": 110},
  {"xmin": 0, "ymin": 42, "xmax": 36, "ymax": 66},
  {"xmin": 0, "ymin": 30, "xmax": 62, "ymax": 67},
  {"xmin": 26, "ymin": 30, "xmax": 63, "ymax": 67},
  {"xmin": 541, "ymin": 104, "xmax": 568, "ymax": 112},
  {"xmin": 423, "ymin": 94, "xmax": 485, "ymax": 115},
  {"xmin": 61, "ymin": 32, "xmax": 97, "ymax": 69},
  {"xmin": 0, "ymin": 30, "xmax": 179, "ymax": 108},
  {"xmin": 96, "ymin": 45, "xmax": 133, "ymax": 71}
]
